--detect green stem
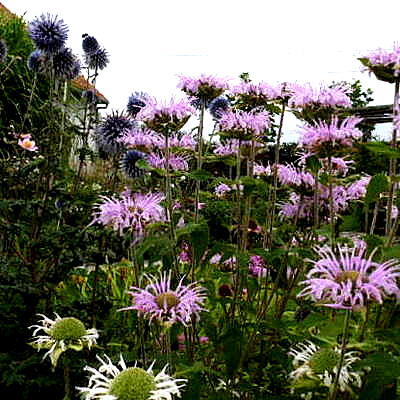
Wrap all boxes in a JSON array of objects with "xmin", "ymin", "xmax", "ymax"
[
  {"xmin": 21, "ymin": 73, "xmax": 37, "ymax": 132},
  {"xmin": 329, "ymin": 309, "xmax": 351, "ymax": 400},
  {"xmin": 265, "ymin": 101, "xmax": 285, "ymax": 248},
  {"xmin": 328, "ymin": 155, "xmax": 335, "ymax": 245},
  {"xmin": 385, "ymin": 78, "xmax": 400, "ymax": 235},
  {"xmin": 195, "ymin": 99, "xmax": 206, "ymax": 223}
]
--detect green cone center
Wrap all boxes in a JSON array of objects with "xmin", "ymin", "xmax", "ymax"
[
  {"xmin": 336, "ymin": 270, "xmax": 361, "ymax": 283},
  {"xmin": 50, "ymin": 317, "xmax": 86, "ymax": 340},
  {"xmin": 109, "ymin": 367, "xmax": 156, "ymax": 400},
  {"xmin": 156, "ymin": 292, "xmax": 179, "ymax": 309},
  {"xmin": 309, "ymin": 348, "xmax": 340, "ymax": 375}
]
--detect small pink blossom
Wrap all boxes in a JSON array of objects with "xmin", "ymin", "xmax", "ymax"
[
  {"xmin": 18, "ymin": 134, "xmax": 38, "ymax": 152},
  {"xmin": 210, "ymin": 253, "xmax": 222, "ymax": 265},
  {"xmin": 214, "ymin": 183, "xmax": 232, "ymax": 197}
]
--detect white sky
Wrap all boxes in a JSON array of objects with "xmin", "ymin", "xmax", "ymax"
[{"xmin": 9, "ymin": 0, "xmax": 400, "ymax": 141}]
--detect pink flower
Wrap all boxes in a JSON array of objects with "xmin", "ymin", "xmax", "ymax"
[
  {"xmin": 278, "ymin": 164, "xmax": 315, "ymax": 187},
  {"xmin": 249, "ymin": 255, "xmax": 267, "ymax": 278},
  {"xmin": 253, "ymin": 163, "xmax": 272, "ymax": 176},
  {"xmin": 18, "ymin": 134, "xmax": 38, "ymax": 152},
  {"xmin": 299, "ymin": 245, "xmax": 400, "ymax": 310},
  {"xmin": 298, "ymin": 116, "xmax": 363, "ymax": 152},
  {"xmin": 118, "ymin": 127, "xmax": 162, "ymax": 150},
  {"xmin": 346, "ymin": 176, "xmax": 371, "ymax": 200},
  {"xmin": 218, "ymin": 110, "xmax": 271, "ymax": 136},
  {"xmin": 214, "ymin": 183, "xmax": 232, "ymax": 197},
  {"xmin": 362, "ymin": 44, "xmax": 400, "ymax": 76},
  {"xmin": 289, "ymin": 84, "xmax": 351, "ymax": 109},
  {"xmin": 147, "ymin": 153, "xmax": 190, "ymax": 171},
  {"xmin": 214, "ymin": 139, "xmax": 264, "ymax": 156},
  {"xmin": 177, "ymin": 74, "xmax": 229, "ymax": 101},
  {"xmin": 91, "ymin": 190, "xmax": 165, "ymax": 236},
  {"xmin": 232, "ymin": 81, "xmax": 284, "ymax": 101},
  {"xmin": 138, "ymin": 97, "xmax": 195, "ymax": 133},
  {"xmin": 199, "ymin": 336, "xmax": 209, "ymax": 344},
  {"xmin": 121, "ymin": 272, "xmax": 207, "ymax": 326},
  {"xmin": 210, "ymin": 253, "xmax": 222, "ymax": 265}
]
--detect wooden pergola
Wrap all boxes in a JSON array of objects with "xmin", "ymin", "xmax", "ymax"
[{"xmin": 352, "ymin": 104, "xmax": 393, "ymax": 125}]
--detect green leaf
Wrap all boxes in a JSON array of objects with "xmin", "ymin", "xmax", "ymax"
[
  {"xmin": 187, "ymin": 169, "xmax": 213, "ymax": 181},
  {"xmin": 354, "ymin": 353, "xmax": 400, "ymax": 399},
  {"xmin": 364, "ymin": 173, "xmax": 389, "ymax": 206},
  {"xmin": 363, "ymin": 142, "xmax": 400, "ymax": 159}
]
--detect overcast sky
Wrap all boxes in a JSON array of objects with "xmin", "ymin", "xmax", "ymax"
[{"xmin": 9, "ymin": 0, "xmax": 400, "ymax": 141}]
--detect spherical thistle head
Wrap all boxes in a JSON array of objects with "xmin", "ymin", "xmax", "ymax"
[
  {"xmin": 85, "ymin": 47, "xmax": 109, "ymax": 70},
  {"xmin": 208, "ymin": 96, "xmax": 230, "ymax": 120},
  {"xmin": 109, "ymin": 367, "xmax": 156, "ymax": 400},
  {"xmin": 309, "ymin": 348, "xmax": 340, "ymax": 375},
  {"xmin": 52, "ymin": 47, "xmax": 81, "ymax": 79},
  {"xmin": 121, "ymin": 150, "xmax": 147, "ymax": 178},
  {"xmin": 49, "ymin": 317, "xmax": 86, "ymax": 341},
  {"xmin": 82, "ymin": 34, "xmax": 99, "ymax": 55},
  {"xmin": 27, "ymin": 49, "xmax": 45, "ymax": 73},
  {"xmin": 127, "ymin": 92, "xmax": 148, "ymax": 117},
  {"xmin": 29, "ymin": 13, "xmax": 69, "ymax": 54},
  {"xmin": 96, "ymin": 111, "xmax": 134, "ymax": 154},
  {"xmin": 0, "ymin": 39, "xmax": 8, "ymax": 63}
]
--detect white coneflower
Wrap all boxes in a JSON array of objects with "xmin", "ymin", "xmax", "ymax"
[
  {"xmin": 288, "ymin": 341, "xmax": 362, "ymax": 393},
  {"xmin": 29, "ymin": 313, "xmax": 98, "ymax": 367},
  {"xmin": 77, "ymin": 354, "xmax": 186, "ymax": 400}
]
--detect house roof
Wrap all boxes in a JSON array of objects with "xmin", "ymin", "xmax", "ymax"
[{"xmin": 71, "ymin": 75, "xmax": 109, "ymax": 104}]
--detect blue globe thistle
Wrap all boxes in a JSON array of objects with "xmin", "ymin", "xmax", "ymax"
[
  {"xmin": 190, "ymin": 97, "xmax": 203, "ymax": 110},
  {"xmin": 52, "ymin": 47, "xmax": 80, "ymax": 79},
  {"xmin": 127, "ymin": 92, "xmax": 148, "ymax": 117},
  {"xmin": 28, "ymin": 14, "xmax": 69, "ymax": 55},
  {"xmin": 208, "ymin": 96, "xmax": 230, "ymax": 120},
  {"xmin": 27, "ymin": 49, "xmax": 45, "ymax": 73},
  {"xmin": 95, "ymin": 111, "xmax": 134, "ymax": 154},
  {"xmin": 85, "ymin": 47, "xmax": 109, "ymax": 70},
  {"xmin": 0, "ymin": 39, "xmax": 7, "ymax": 63},
  {"xmin": 121, "ymin": 150, "xmax": 147, "ymax": 178},
  {"xmin": 82, "ymin": 34, "xmax": 99, "ymax": 55}
]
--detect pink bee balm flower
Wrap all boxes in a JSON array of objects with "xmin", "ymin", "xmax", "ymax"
[
  {"xmin": 232, "ymin": 81, "xmax": 283, "ymax": 101},
  {"xmin": 18, "ymin": 135, "xmax": 38, "ymax": 151},
  {"xmin": 147, "ymin": 153, "xmax": 190, "ymax": 171},
  {"xmin": 298, "ymin": 245, "xmax": 400, "ymax": 310},
  {"xmin": 177, "ymin": 74, "xmax": 229, "ymax": 101},
  {"xmin": 320, "ymin": 156, "xmax": 354, "ymax": 176},
  {"xmin": 253, "ymin": 163, "xmax": 272, "ymax": 176},
  {"xmin": 118, "ymin": 127, "xmax": 162, "ymax": 151},
  {"xmin": 214, "ymin": 139, "xmax": 264, "ymax": 156},
  {"xmin": 249, "ymin": 255, "xmax": 267, "ymax": 278},
  {"xmin": 361, "ymin": 44, "xmax": 400, "ymax": 79},
  {"xmin": 214, "ymin": 183, "xmax": 232, "ymax": 197},
  {"xmin": 289, "ymin": 83, "xmax": 352, "ymax": 109},
  {"xmin": 346, "ymin": 176, "xmax": 371, "ymax": 201},
  {"xmin": 278, "ymin": 164, "xmax": 315, "ymax": 187},
  {"xmin": 166, "ymin": 132, "xmax": 197, "ymax": 150},
  {"xmin": 121, "ymin": 272, "xmax": 207, "ymax": 326},
  {"xmin": 218, "ymin": 110, "xmax": 271, "ymax": 136},
  {"xmin": 137, "ymin": 98, "xmax": 195, "ymax": 133},
  {"xmin": 91, "ymin": 191, "xmax": 165, "ymax": 236},
  {"xmin": 298, "ymin": 116, "xmax": 363, "ymax": 153}
]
